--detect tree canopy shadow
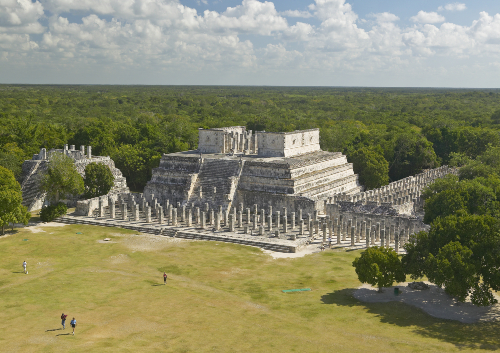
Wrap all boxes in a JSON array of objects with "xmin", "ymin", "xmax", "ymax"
[{"xmin": 321, "ymin": 288, "xmax": 500, "ymax": 350}]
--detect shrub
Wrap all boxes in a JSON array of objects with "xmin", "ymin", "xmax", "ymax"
[{"xmin": 40, "ymin": 202, "xmax": 68, "ymax": 222}]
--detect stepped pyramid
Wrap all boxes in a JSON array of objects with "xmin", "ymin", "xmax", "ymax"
[
  {"xmin": 144, "ymin": 127, "xmax": 362, "ymax": 214},
  {"xmin": 20, "ymin": 144, "xmax": 129, "ymax": 211}
]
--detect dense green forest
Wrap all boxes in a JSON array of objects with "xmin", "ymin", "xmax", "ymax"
[{"xmin": 1, "ymin": 85, "xmax": 499, "ymax": 190}]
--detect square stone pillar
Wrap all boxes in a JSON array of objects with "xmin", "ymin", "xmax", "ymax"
[
  {"xmin": 380, "ymin": 229, "xmax": 385, "ymax": 247},
  {"xmin": 246, "ymin": 208, "xmax": 251, "ymax": 225},
  {"xmin": 253, "ymin": 204, "xmax": 258, "ymax": 216},
  {"xmin": 376, "ymin": 223, "xmax": 381, "ymax": 242},
  {"xmin": 205, "ymin": 203, "xmax": 209, "ymax": 213},
  {"xmin": 347, "ymin": 219, "xmax": 352, "ymax": 239},
  {"xmin": 253, "ymin": 214, "xmax": 258, "ymax": 230},
  {"xmin": 224, "ymin": 211, "xmax": 229, "ymax": 227},
  {"xmin": 276, "ymin": 211, "xmax": 280, "ymax": 231},
  {"xmin": 371, "ymin": 225, "xmax": 376, "ymax": 245},
  {"xmin": 109, "ymin": 200, "xmax": 115, "ymax": 219},
  {"xmin": 134, "ymin": 206, "xmax": 140, "ymax": 221},
  {"xmin": 389, "ymin": 224, "xmax": 395, "ymax": 244},
  {"xmin": 172, "ymin": 208, "xmax": 177, "ymax": 226},
  {"xmin": 268, "ymin": 214, "xmax": 273, "ymax": 232},
  {"xmin": 336, "ymin": 219, "xmax": 341, "ymax": 244},
  {"xmin": 259, "ymin": 226, "xmax": 264, "ymax": 236},
  {"xmin": 99, "ymin": 200, "xmax": 104, "ymax": 217},
  {"xmin": 210, "ymin": 209, "xmax": 214, "ymax": 225},
  {"xmin": 122, "ymin": 204, "xmax": 128, "ymax": 220},
  {"xmin": 361, "ymin": 221, "xmax": 366, "ymax": 241},
  {"xmin": 145, "ymin": 207, "xmax": 151, "ymax": 223},
  {"xmin": 283, "ymin": 215, "xmax": 288, "ymax": 233},
  {"xmin": 299, "ymin": 219, "xmax": 304, "ymax": 235},
  {"xmin": 229, "ymin": 214, "xmax": 235, "ymax": 232},
  {"xmin": 298, "ymin": 209, "xmax": 303, "ymax": 223},
  {"xmin": 158, "ymin": 206, "xmax": 164, "ymax": 224},
  {"xmin": 187, "ymin": 208, "xmax": 192, "ymax": 226},
  {"xmin": 168, "ymin": 206, "xmax": 173, "ymax": 224},
  {"xmin": 181, "ymin": 206, "xmax": 186, "ymax": 223},
  {"xmin": 238, "ymin": 211, "xmax": 243, "ymax": 228},
  {"xmin": 309, "ymin": 224, "xmax": 314, "ymax": 238},
  {"xmin": 215, "ymin": 212, "xmax": 221, "ymax": 230},
  {"xmin": 322, "ymin": 223, "xmax": 327, "ymax": 243},
  {"xmin": 260, "ymin": 209, "xmax": 266, "ymax": 227},
  {"xmin": 291, "ymin": 212, "xmax": 296, "ymax": 229},
  {"xmin": 395, "ymin": 232, "xmax": 400, "ymax": 253},
  {"xmin": 195, "ymin": 207, "xmax": 200, "ymax": 225},
  {"xmin": 356, "ymin": 221, "xmax": 361, "ymax": 243},
  {"xmin": 307, "ymin": 214, "xmax": 312, "ymax": 231},
  {"xmin": 201, "ymin": 211, "xmax": 206, "ymax": 229},
  {"xmin": 351, "ymin": 226, "xmax": 355, "ymax": 246}
]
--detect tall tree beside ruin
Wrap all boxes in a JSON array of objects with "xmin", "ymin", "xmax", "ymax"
[
  {"xmin": 349, "ymin": 147, "xmax": 389, "ymax": 190},
  {"xmin": 40, "ymin": 153, "xmax": 84, "ymax": 204},
  {"xmin": 84, "ymin": 162, "xmax": 114, "ymax": 199},
  {"xmin": 352, "ymin": 246, "xmax": 405, "ymax": 292},
  {"xmin": 0, "ymin": 166, "xmax": 30, "ymax": 235}
]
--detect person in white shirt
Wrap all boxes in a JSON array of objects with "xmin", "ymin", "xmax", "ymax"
[{"xmin": 22, "ymin": 261, "xmax": 27, "ymax": 274}]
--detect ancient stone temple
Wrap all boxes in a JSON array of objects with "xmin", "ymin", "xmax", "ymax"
[
  {"xmin": 144, "ymin": 127, "xmax": 363, "ymax": 214},
  {"xmin": 20, "ymin": 144, "xmax": 129, "ymax": 211}
]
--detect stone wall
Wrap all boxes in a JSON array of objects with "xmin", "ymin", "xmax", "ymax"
[{"xmin": 257, "ymin": 129, "xmax": 320, "ymax": 157}]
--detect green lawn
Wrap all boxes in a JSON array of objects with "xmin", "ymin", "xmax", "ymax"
[{"xmin": 0, "ymin": 224, "xmax": 498, "ymax": 352}]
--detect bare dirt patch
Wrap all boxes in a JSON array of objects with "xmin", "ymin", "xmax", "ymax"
[
  {"xmin": 25, "ymin": 222, "xmax": 68, "ymax": 233},
  {"xmin": 354, "ymin": 282, "xmax": 500, "ymax": 323},
  {"xmin": 112, "ymin": 233, "xmax": 193, "ymax": 252}
]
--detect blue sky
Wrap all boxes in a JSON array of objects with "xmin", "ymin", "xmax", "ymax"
[{"xmin": 0, "ymin": 0, "xmax": 499, "ymax": 87}]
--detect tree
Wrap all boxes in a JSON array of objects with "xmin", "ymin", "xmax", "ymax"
[
  {"xmin": 403, "ymin": 214, "xmax": 500, "ymax": 306},
  {"xmin": 349, "ymin": 147, "xmax": 389, "ymax": 190},
  {"xmin": 40, "ymin": 153, "xmax": 84, "ymax": 204},
  {"xmin": 0, "ymin": 166, "xmax": 30, "ymax": 235},
  {"xmin": 84, "ymin": 162, "xmax": 114, "ymax": 199},
  {"xmin": 352, "ymin": 246, "xmax": 406, "ymax": 292},
  {"xmin": 388, "ymin": 133, "xmax": 439, "ymax": 181}
]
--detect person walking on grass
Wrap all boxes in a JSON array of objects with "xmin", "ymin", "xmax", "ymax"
[
  {"xmin": 61, "ymin": 313, "xmax": 67, "ymax": 329},
  {"xmin": 22, "ymin": 261, "xmax": 27, "ymax": 274},
  {"xmin": 163, "ymin": 272, "xmax": 167, "ymax": 285},
  {"xmin": 70, "ymin": 317, "xmax": 77, "ymax": 335}
]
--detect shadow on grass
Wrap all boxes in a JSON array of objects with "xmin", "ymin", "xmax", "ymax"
[
  {"xmin": 55, "ymin": 333, "xmax": 72, "ymax": 336},
  {"xmin": 321, "ymin": 288, "xmax": 500, "ymax": 350},
  {"xmin": 12, "ymin": 271, "xmax": 24, "ymax": 274},
  {"xmin": 46, "ymin": 328, "xmax": 63, "ymax": 332},
  {"xmin": 151, "ymin": 284, "xmax": 164, "ymax": 286}
]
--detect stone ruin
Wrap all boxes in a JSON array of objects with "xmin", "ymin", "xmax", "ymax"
[
  {"xmin": 20, "ymin": 144, "xmax": 129, "ymax": 211},
  {"xmin": 143, "ymin": 127, "xmax": 362, "ymax": 215},
  {"xmin": 65, "ymin": 127, "xmax": 457, "ymax": 253}
]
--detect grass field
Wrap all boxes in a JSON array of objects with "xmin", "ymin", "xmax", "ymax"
[{"xmin": 1, "ymin": 223, "xmax": 499, "ymax": 352}]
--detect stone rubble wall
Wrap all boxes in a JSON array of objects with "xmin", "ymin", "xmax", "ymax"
[{"xmin": 21, "ymin": 145, "xmax": 129, "ymax": 211}]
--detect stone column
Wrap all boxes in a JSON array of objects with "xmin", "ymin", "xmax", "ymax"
[
  {"xmin": 215, "ymin": 212, "xmax": 221, "ymax": 230},
  {"xmin": 361, "ymin": 221, "xmax": 366, "ymax": 241},
  {"xmin": 376, "ymin": 222, "xmax": 381, "ymax": 242},
  {"xmin": 389, "ymin": 224, "xmax": 395, "ymax": 244},
  {"xmin": 336, "ymin": 219, "xmax": 341, "ymax": 244},
  {"xmin": 253, "ymin": 204, "xmax": 258, "ymax": 216},
  {"xmin": 291, "ymin": 212, "xmax": 296, "ymax": 229},
  {"xmin": 260, "ymin": 209, "xmax": 266, "ymax": 228},
  {"xmin": 259, "ymin": 226, "xmax": 264, "ymax": 236},
  {"xmin": 371, "ymin": 225, "xmax": 376, "ymax": 245},
  {"xmin": 347, "ymin": 219, "xmax": 352, "ymax": 239},
  {"xmin": 145, "ymin": 206, "xmax": 151, "ymax": 223},
  {"xmin": 322, "ymin": 223, "xmax": 327, "ymax": 243},
  {"xmin": 253, "ymin": 213, "xmax": 258, "ymax": 230},
  {"xmin": 229, "ymin": 214, "xmax": 235, "ymax": 232},
  {"xmin": 168, "ymin": 206, "xmax": 173, "ymax": 224},
  {"xmin": 99, "ymin": 199, "xmax": 104, "ymax": 217},
  {"xmin": 307, "ymin": 214, "xmax": 312, "ymax": 232},
  {"xmin": 210, "ymin": 209, "xmax": 214, "ymax": 225},
  {"xmin": 238, "ymin": 211, "xmax": 243, "ymax": 228},
  {"xmin": 351, "ymin": 226, "xmax": 355, "ymax": 246},
  {"xmin": 158, "ymin": 206, "xmax": 164, "ymax": 224},
  {"xmin": 276, "ymin": 211, "xmax": 281, "ymax": 231},
  {"xmin": 201, "ymin": 211, "xmax": 206, "ymax": 229},
  {"xmin": 187, "ymin": 208, "xmax": 192, "ymax": 226},
  {"xmin": 309, "ymin": 223, "xmax": 314, "ymax": 238},
  {"xmin": 356, "ymin": 221, "xmax": 361, "ymax": 243},
  {"xmin": 122, "ymin": 204, "xmax": 128, "ymax": 220},
  {"xmin": 380, "ymin": 229, "xmax": 385, "ymax": 247},
  {"xmin": 268, "ymin": 214, "xmax": 273, "ymax": 231},
  {"xmin": 134, "ymin": 205, "xmax": 140, "ymax": 221},
  {"xmin": 365, "ymin": 226, "xmax": 370, "ymax": 248},
  {"xmin": 299, "ymin": 219, "xmax": 304, "ymax": 235},
  {"xmin": 283, "ymin": 214, "xmax": 288, "ymax": 233},
  {"xmin": 108, "ymin": 199, "xmax": 115, "ymax": 219},
  {"xmin": 181, "ymin": 206, "xmax": 186, "ymax": 223},
  {"xmin": 171, "ymin": 208, "xmax": 177, "ymax": 226},
  {"xmin": 298, "ymin": 209, "xmax": 303, "ymax": 223},
  {"xmin": 195, "ymin": 207, "xmax": 200, "ymax": 225},
  {"xmin": 313, "ymin": 210, "xmax": 318, "ymax": 221},
  {"xmin": 341, "ymin": 221, "xmax": 346, "ymax": 241},
  {"xmin": 246, "ymin": 208, "xmax": 251, "ymax": 225},
  {"xmin": 395, "ymin": 231, "xmax": 400, "ymax": 253},
  {"xmin": 224, "ymin": 211, "xmax": 229, "ymax": 227}
]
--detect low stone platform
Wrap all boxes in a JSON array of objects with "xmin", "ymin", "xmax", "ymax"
[{"xmin": 55, "ymin": 213, "xmax": 311, "ymax": 253}]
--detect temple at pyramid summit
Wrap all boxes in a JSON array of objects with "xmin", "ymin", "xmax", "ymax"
[{"xmin": 143, "ymin": 127, "xmax": 363, "ymax": 214}]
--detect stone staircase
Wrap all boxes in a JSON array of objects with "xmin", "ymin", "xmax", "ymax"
[
  {"xmin": 20, "ymin": 160, "xmax": 47, "ymax": 211},
  {"xmin": 188, "ymin": 158, "xmax": 241, "ymax": 210}
]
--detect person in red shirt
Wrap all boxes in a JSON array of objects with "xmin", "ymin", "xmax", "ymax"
[
  {"xmin": 61, "ymin": 313, "xmax": 68, "ymax": 329},
  {"xmin": 163, "ymin": 272, "xmax": 167, "ymax": 285}
]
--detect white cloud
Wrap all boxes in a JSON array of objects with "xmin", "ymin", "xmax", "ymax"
[
  {"xmin": 370, "ymin": 12, "xmax": 400, "ymax": 23},
  {"xmin": 280, "ymin": 10, "xmax": 313, "ymax": 18},
  {"xmin": 410, "ymin": 11, "xmax": 446, "ymax": 24},
  {"xmin": 0, "ymin": 0, "xmax": 500, "ymax": 86},
  {"xmin": 0, "ymin": 0, "xmax": 45, "ymax": 33},
  {"xmin": 438, "ymin": 3, "xmax": 467, "ymax": 12}
]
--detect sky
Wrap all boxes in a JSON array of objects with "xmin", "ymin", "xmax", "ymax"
[{"xmin": 0, "ymin": 0, "xmax": 499, "ymax": 87}]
